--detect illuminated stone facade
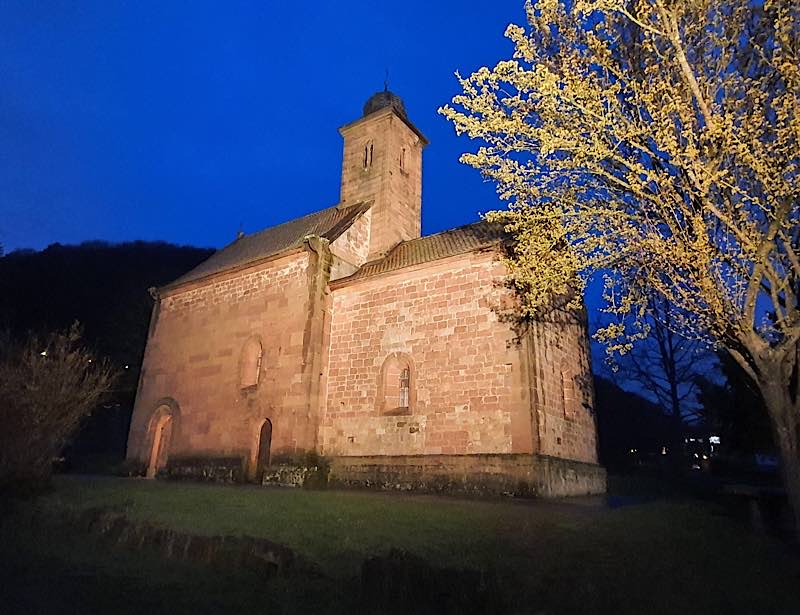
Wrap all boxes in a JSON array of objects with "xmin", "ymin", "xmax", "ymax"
[{"xmin": 126, "ymin": 92, "xmax": 605, "ymax": 496}]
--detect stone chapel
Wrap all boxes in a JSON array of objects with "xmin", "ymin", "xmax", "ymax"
[{"xmin": 126, "ymin": 90, "xmax": 605, "ymax": 496}]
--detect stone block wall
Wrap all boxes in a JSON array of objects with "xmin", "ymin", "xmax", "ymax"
[
  {"xmin": 527, "ymin": 317, "xmax": 599, "ymax": 464},
  {"xmin": 329, "ymin": 207, "xmax": 372, "ymax": 269},
  {"xmin": 328, "ymin": 454, "xmax": 607, "ymax": 497},
  {"xmin": 127, "ymin": 250, "xmax": 319, "ymax": 471},
  {"xmin": 322, "ymin": 251, "xmax": 534, "ymax": 457}
]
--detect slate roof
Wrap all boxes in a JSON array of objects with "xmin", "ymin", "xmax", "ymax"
[
  {"xmin": 166, "ymin": 202, "xmax": 371, "ymax": 288},
  {"xmin": 337, "ymin": 220, "xmax": 506, "ymax": 284}
]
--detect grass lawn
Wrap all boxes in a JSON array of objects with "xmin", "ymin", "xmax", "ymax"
[{"xmin": 3, "ymin": 475, "xmax": 800, "ymax": 614}]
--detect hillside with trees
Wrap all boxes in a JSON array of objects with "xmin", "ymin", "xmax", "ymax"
[{"xmin": 0, "ymin": 241, "xmax": 213, "ymax": 467}]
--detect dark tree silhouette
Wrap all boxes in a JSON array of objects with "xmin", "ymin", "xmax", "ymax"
[
  {"xmin": 695, "ymin": 352, "xmax": 776, "ymax": 458},
  {"xmin": 593, "ymin": 376, "xmax": 674, "ymax": 472},
  {"xmin": 600, "ymin": 297, "xmax": 717, "ymax": 468}
]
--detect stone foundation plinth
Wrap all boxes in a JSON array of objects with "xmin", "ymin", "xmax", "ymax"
[
  {"xmin": 262, "ymin": 464, "xmax": 315, "ymax": 488},
  {"xmin": 328, "ymin": 454, "xmax": 606, "ymax": 497},
  {"xmin": 166, "ymin": 456, "xmax": 245, "ymax": 483}
]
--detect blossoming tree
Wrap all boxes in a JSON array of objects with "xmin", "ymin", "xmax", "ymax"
[{"xmin": 441, "ymin": 0, "xmax": 799, "ymax": 529}]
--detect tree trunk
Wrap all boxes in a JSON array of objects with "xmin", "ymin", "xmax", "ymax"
[
  {"xmin": 759, "ymin": 380, "xmax": 800, "ymax": 538},
  {"xmin": 668, "ymin": 361, "xmax": 684, "ymax": 474}
]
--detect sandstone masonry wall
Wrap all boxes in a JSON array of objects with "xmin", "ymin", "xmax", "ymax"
[
  {"xmin": 527, "ymin": 317, "xmax": 599, "ymax": 464},
  {"xmin": 127, "ymin": 251, "xmax": 317, "ymax": 472},
  {"xmin": 330, "ymin": 208, "xmax": 372, "ymax": 269},
  {"xmin": 322, "ymin": 251, "xmax": 534, "ymax": 457}
]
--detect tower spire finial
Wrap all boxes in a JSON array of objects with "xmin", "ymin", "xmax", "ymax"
[{"xmin": 384, "ymin": 68, "xmax": 389, "ymax": 92}]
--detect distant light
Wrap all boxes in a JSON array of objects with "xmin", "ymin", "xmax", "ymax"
[
  {"xmin": 40, "ymin": 350, "xmax": 47, "ymax": 357},
  {"xmin": 694, "ymin": 453, "xmax": 699, "ymax": 458},
  {"xmin": 702, "ymin": 454, "xmax": 708, "ymax": 460},
  {"xmin": 661, "ymin": 447, "xmax": 667, "ymax": 455},
  {"xmin": 709, "ymin": 436, "xmax": 720, "ymax": 444},
  {"xmin": 124, "ymin": 365, "xmax": 129, "ymax": 369}
]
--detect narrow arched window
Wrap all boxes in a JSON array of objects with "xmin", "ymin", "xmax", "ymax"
[
  {"xmin": 399, "ymin": 147, "xmax": 406, "ymax": 170},
  {"xmin": 363, "ymin": 141, "xmax": 373, "ymax": 169},
  {"xmin": 241, "ymin": 338, "xmax": 263, "ymax": 389},
  {"xmin": 378, "ymin": 353, "xmax": 414, "ymax": 415}
]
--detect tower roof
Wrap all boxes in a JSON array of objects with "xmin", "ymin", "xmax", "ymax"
[{"xmin": 363, "ymin": 89, "xmax": 407, "ymax": 119}]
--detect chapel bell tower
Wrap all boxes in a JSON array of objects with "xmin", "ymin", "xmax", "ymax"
[{"xmin": 338, "ymin": 90, "xmax": 428, "ymax": 261}]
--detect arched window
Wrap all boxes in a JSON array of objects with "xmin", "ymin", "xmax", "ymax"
[
  {"xmin": 240, "ymin": 337, "xmax": 263, "ymax": 389},
  {"xmin": 363, "ymin": 140, "xmax": 374, "ymax": 169},
  {"xmin": 377, "ymin": 353, "xmax": 414, "ymax": 415}
]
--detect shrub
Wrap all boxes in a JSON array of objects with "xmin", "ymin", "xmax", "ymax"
[{"xmin": 0, "ymin": 324, "xmax": 116, "ymax": 491}]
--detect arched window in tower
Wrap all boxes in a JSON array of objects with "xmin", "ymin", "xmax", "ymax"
[
  {"xmin": 363, "ymin": 140, "xmax": 374, "ymax": 169},
  {"xmin": 399, "ymin": 147, "xmax": 406, "ymax": 171},
  {"xmin": 378, "ymin": 353, "xmax": 414, "ymax": 415},
  {"xmin": 240, "ymin": 337, "xmax": 263, "ymax": 389}
]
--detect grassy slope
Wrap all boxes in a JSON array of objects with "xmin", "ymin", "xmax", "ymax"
[
  {"xmin": 6, "ymin": 475, "xmax": 800, "ymax": 614},
  {"xmin": 0, "ymin": 515, "xmax": 349, "ymax": 615}
]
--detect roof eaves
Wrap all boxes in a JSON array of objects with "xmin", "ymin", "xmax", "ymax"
[
  {"xmin": 322, "ymin": 201, "xmax": 373, "ymax": 242},
  {"xmin": 157, "ymin": 244, "xmax": 307, "ymax": 296},
  {"xmin": 338, "ymin": 106, "xmax": 429, "ymax": 146}
]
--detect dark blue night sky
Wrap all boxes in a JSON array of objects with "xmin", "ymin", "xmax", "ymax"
[{"xmin": 1, "ymin": 0, "xmax": 527, "ymax": 253}]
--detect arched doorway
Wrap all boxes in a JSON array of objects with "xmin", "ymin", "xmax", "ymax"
[
  {"xmin": 146, "ymin": 411, "xmax": 174, "ymax": 478},
  {"xmin": 256, "ymin": 419, "xmax": 273, "ymax": 479}
]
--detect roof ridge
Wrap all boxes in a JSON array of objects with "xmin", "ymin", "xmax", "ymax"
[{"xmin": 401, "ymin": 219, "xmax": 501, "ymax": 245}]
